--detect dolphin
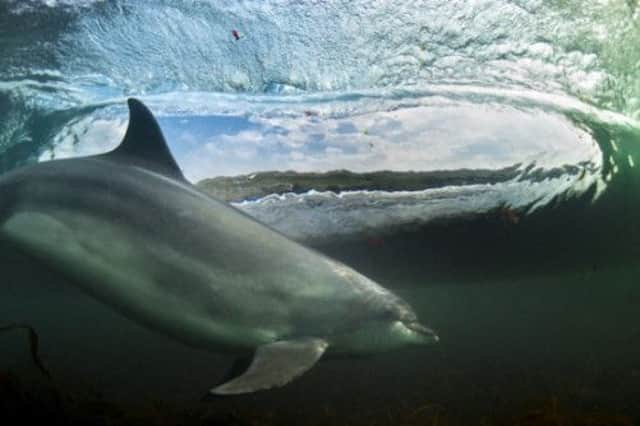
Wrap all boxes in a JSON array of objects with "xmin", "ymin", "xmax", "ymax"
[{"xmin": 0, "ymin": 99, "xmax": 439, "ymax": 395}]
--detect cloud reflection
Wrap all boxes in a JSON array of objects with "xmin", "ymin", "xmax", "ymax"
[{"xmin": 41, "ymin": 102, "xmax": 599, "ymax": 184}]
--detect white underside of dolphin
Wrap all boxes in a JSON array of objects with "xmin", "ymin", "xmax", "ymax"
[{"xmin": 0, "ymin": 99, "xmax": 438, "ymax": 395}]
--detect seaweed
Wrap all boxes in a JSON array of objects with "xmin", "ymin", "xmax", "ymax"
[{"xmin": 0, "ymin": 376, "xmax": 636, "ymax": 426}]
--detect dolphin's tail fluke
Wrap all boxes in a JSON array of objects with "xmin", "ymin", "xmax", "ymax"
[{"xmin": 0, "ymin": 322, "xmax": 51, "ymax": 378}]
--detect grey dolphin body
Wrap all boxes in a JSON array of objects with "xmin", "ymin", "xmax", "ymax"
[{"xmin": 0, "ymin": 99, "xmax": 438, "ymax": 395}]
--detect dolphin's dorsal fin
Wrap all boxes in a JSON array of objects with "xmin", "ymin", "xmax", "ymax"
[{"xmin": 104, "ymin": 98, "xmax": 186, "ymax": 181}]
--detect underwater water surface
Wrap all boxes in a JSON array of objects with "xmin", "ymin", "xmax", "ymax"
[{"xmin": 1, "ymin": 0, "xmax": 640, "ymax": 425}]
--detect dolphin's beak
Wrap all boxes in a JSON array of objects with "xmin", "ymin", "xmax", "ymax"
[{"xmin": 406, "ymin": 321, "xmax": 440, "ymax": 343}]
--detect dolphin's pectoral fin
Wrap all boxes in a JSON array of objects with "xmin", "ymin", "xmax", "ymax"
[{"xmin": 210, "ymin": 338, "xmax": 328, "ymax": 396}]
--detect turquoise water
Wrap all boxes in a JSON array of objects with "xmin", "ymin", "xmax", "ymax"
[{"xmin": 1, "ymin": 1, "xmax": 640, "ymax": 424}]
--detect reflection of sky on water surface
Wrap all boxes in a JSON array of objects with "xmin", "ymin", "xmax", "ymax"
[
  {"xmin": 42, "ymin": 104, "xmax": 598, "ymax": 183},
  {"xmin": 36, "ymin": 100, "xmax": 606, "ymax": 240}
]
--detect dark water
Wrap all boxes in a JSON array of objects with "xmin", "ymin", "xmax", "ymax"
[{"xmin": 1, "ymin": 1, "xmax": 640, "ymax": 424}]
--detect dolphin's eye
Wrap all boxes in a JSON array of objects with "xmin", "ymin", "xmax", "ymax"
[{"xmin": 380, "ymin": 307, "xmax": 397, "ymax": 320}]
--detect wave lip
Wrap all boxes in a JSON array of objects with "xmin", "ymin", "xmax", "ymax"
[{"xmin": 2, "ymin": 0, "xmax": 639, "ymax": 116}]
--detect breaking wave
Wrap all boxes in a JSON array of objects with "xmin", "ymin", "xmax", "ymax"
[{"xmin": 1, "ymin": 0, "xmax": 639, "ymax": 242}]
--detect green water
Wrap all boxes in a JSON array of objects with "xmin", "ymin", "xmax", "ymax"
[{"xmin": 1, "ymin": 0, "xmax": 640, "ymax": 424}]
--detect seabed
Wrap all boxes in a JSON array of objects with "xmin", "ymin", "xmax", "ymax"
[{"xmin": 1, "ymin": 371, "xmax": 636, "ymax": 426}]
